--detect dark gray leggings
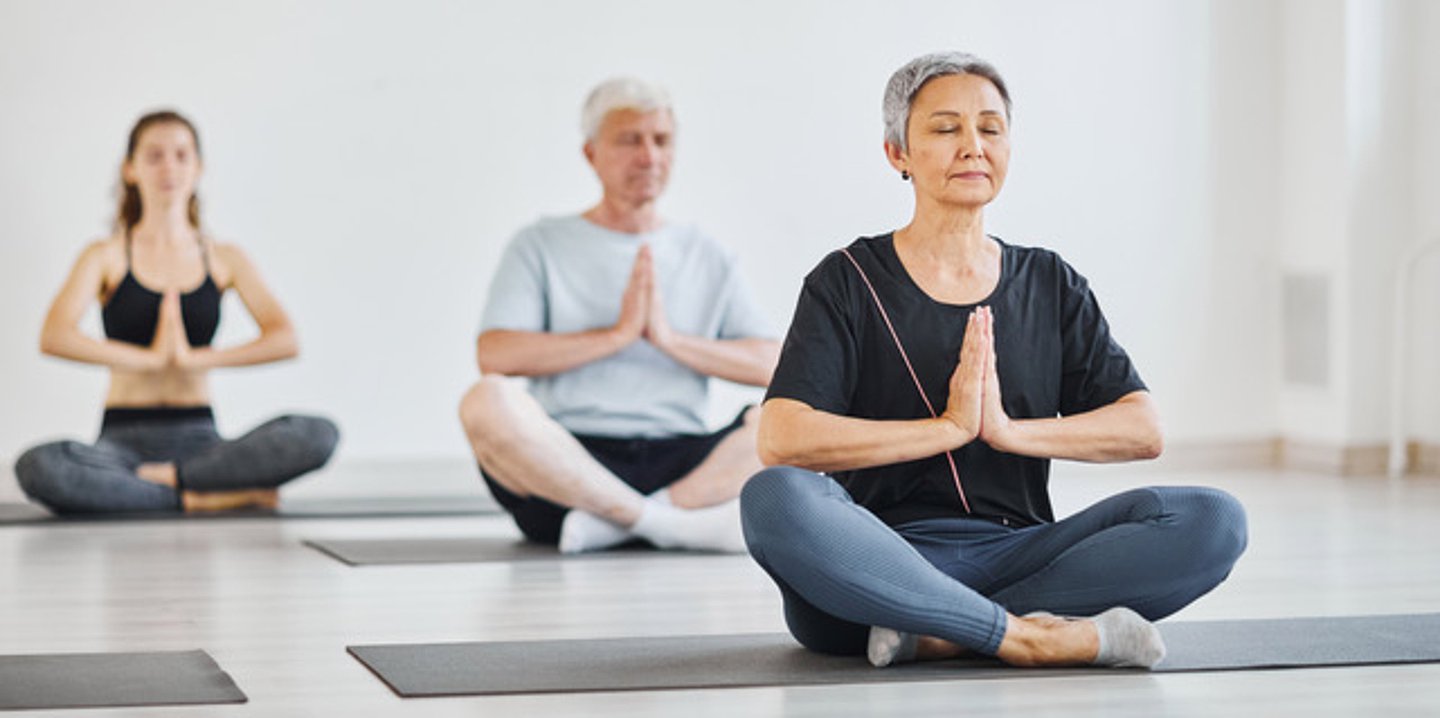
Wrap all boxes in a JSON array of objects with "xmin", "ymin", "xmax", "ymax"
[
  {"xmin": 740, "ymin": 467, "xmax": 1248, "ymax": 656},
  {"xmin": 14, "ymin": 407, "xmax": 339, "ymax": 514}
]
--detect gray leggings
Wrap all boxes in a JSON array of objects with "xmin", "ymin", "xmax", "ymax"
[
  {"xmin": 740, "ymin": 467, "xmax": 1248, "ymax": 656},
  {"xmin": 14, "ymin": 407, "xmax": 339, "ymax": 514}
]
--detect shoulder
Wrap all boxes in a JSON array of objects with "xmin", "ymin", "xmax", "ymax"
[
  {"xmin": 208, "ymin": 238, "xmax": 253, "ymax": 269},
  {"xmin": 206, "ymin": 239, "xmax": 261, "ymax": 289},
  {"xmin": 78, "ymin": 235, "xmax": 124, "ymax": 268},
  {"xmin": 996, "ymin": 237, "xmax": 1083, "ymax": 287},
  {"xmin": 72, "ymin": 235, "xmax": 127, "ymax": 286},
  {"xmin": 663, "ymin": 222, "xmax": 737, "ymax": 264},
  {"xmin": 504, "ymin": 214, "xmax": 583, "ymax": 258},
  {"xmin": 804, "ymin": 235, "xmax": 888, "ymax": 289}
]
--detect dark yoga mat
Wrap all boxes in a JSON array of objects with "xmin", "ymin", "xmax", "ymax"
[
  {"xmin": 0, "ymin": 649, "xmax": 246, "ymax": 710},
  {"xmin": 0, "ymin": 495, "xmax": 498, "ymax": 526},
  {"xmin": 348, "ymin": 613, "xmax": 1440, "ymax": 697},
  {"xmin": 304, "ymin": 536, "xmax": 724, "ymax": 566}
]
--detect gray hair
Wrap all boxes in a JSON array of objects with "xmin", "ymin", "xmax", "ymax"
[
  {"xmin": 581, "ymin": 77, "xmax": 673, "ymax": 140},
  {"xmin": 883, "ymin": 52, "xmax": 1011, "ymax": 151}
]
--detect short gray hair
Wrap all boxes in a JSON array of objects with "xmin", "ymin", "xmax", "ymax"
[
  {"xmin": 581, "ymin": 77, "xmax": 673, "ymax": 140},
  {"xmin": 883, "ymin": 52, "xmax": 1011, "ymax": 151}
]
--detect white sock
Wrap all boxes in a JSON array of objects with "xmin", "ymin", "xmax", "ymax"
[
  {"xmin": 867, "ymin": 626, "xmax": 918, "ymax": 668},
  {"xmin": 649, "ymin": 487, "xmax": 674, "ymax": 506},
  {"xmin": 557, "ymin": 510, "xmax": 633, "ymax": 554},
  {"xmin": 1091, "ymin": 607, "xmax": 1167, "ymax": 669},
  {"xmin": 630, "ymin": 497, "xmax": 745, "ymax": 553}
]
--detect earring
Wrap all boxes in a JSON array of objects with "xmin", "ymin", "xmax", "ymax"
[{"xmin": 900, "ymin": 170, "xmax": 910, "ymax": 181}]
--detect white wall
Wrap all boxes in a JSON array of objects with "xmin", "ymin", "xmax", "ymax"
[
  {"xmin": 1268, "ymin": 0, "xmax": 1437, "ymax": 450},
  {"xmin": 0, "ymin": 0, "xmax": 1433, "ymax": 493},
  {"xmin": 1275, "ymin": 0, "xmax": 1350, "ymax": 444},
  {"xmin": 1410, "ymin": 0, "xmax": 1440, "ymax": 445}
]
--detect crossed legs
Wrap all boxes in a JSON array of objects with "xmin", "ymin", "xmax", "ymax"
[
  {"xmin": 458, "ymin": 375, "xmax": 761, "ymax": 552},
  {"xmin": 740, "ymin": 466, "xmax": 1247, "ymax": 668},
  {"xmin": 15, "ymin": 414, "xmax": 337, "ymax": 514}
]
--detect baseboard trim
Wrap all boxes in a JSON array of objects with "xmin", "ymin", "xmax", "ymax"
[
  {"xmin": 1149, "ymin": 438, "xmax": 1280, "ymax": 472},
  {"xmin": 1411, "ymin": 442, "xmax": 1440, "ymax": 476},
  {"xmin": 1145, "ymin": 438, "xmax": 1440, "ymax": 476},
  {"xmin": 1278, "ymin": 439, "xmax": 1379, "ymax": 475}
]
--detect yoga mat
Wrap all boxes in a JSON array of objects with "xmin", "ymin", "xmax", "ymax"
[
  {"xmin": 348, "ymin": 613, "xmax": 1440, "ymax": 697},
  {"xmin": 0, "ymin": 495, "xmax": 498, "ymax": 526},
  {"xmin": 0, "ymin": 649, "xmax": 246, "ymax": 710},
  {"xmin": 304, "ymin": 536, "xmax": 722, "ymax": 566}
]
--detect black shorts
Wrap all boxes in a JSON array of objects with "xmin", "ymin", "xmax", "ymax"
[{"xmin": 481, "ymin": 409, "xmax": 750, "ymax": 545}]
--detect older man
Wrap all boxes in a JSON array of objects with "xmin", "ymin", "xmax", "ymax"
[{"xmin": 459, "ymin": 78, "xmax": 779, "ymax": 553}]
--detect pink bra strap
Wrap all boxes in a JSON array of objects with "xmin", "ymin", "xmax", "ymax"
[{"xmin": 839, "ymin": 248, "xmax": 971, "ymax": 513}]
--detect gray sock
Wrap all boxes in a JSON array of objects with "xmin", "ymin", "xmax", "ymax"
[
  {"xmin": 866, "ymin": 626, "xmax": 919, "ymax": 668},
  {"xmin": 1091, "ymin": 607, "xmax": 1166, "ymax": 669}
]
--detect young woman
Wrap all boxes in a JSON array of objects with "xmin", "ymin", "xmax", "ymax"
[{"xmin": 15, "ymin": 110, "xmax": 338, "ymax": 514}]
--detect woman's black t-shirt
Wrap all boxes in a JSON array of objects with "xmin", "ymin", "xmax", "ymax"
[{"xmin": 765, "ymin": 234, "xmax": 1146, "ymax": 528}]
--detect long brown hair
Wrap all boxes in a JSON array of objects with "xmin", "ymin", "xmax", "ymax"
[{"xmin": 115, "ymin": 110, "xmax": 203, "ymax": 232}]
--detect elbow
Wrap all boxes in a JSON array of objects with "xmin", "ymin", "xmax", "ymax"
[
  {"xmin": 38, "ymin": 330, "xmax": 62, "ymax": 358},
  {"xmin": 757, "ymin": 434, "xmax": 786, "ymax": 467},
  {"xmin": 755, "ymin": 400, "xmax": 821, "ymax": 468},
  {"xmin": 1122, "ymin": 392, "xmax": 1163, "ymax": 461},
  {"xmin": 38, "ymin": 323, "xmax": 74, "ymax": 359},
  {"xmin": 475, "ymin": 352, "xmax": 511, "ymax": 377},
  {"xmin": 1135, "ymin": 424, "xmax": 1164, "ymax": 461},
  {"xmin": 475, "ymin": 336, "xmax": 517, "ymax": 377},
  {"xmin": 755, "ymin": 415, "xmax": 798, "ymax": 467},
  {"xmin": 757, "ymin": 441, "xmax": 788, "ymax": 468},
  {"xmin": 254, "ymin": 320, "xmax": 299, "ymax": 362},
  {"xmin": 275, "ymin": 327, "xmax": 300, "ymax": 361}
]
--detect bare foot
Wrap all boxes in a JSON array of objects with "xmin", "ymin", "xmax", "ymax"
[
  {"xmin": 135, "ymin": 462, "xmax": 178, "ymax": 488},
  {"xmin": 182, "ymin": 489, "xmax": 279, "ymax": 513},
  {"xmin": 874, "ymin": 611, "xmax": 1157, "ymax": 670},
  {"xmin": 1022, "ymin": 611, "xmax": 1076, "ymax": 628},
  {"xmin": 916, "ymin": 635, "xmax": 970, "ymax": 660},
  {"xmin": 995, "ymin": 613, "xmax": 1100, "ymax": 667}
]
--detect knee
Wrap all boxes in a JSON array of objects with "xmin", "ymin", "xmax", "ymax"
[
  {"xmin": 1177, "ymin": 487, "xmax": 1248, "ymax": 567},
  {"xmin": 740, "ymin": 466, "xmax": 826, "ymax": 543},
  {"xmin": 278, "ymin": 415, "xmax": 340, "ymax": 468},
  {"xmin": 740, "ymin": 466, "xmax": 811, "ymax": 517},
  {"xmin": 458, "ymin": 376, "xmax": 520, "ymax": 445},
  {"xmin": 13, "ymin": 443, "xmax": 65, "ymax": 502}
]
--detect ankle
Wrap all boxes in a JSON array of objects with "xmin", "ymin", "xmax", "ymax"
[
  {"xmin": 997, "ymin": 616, "xmax": 1096, "ymax": 667},
  {"xmin": 914, "ymin": 635, "xmax": 966, "ymax": 661},
  {"xmin": 182, "ymin": 489, "xmax": 278, "ymax": 513},
  {"xmin": 136, "ymin": 462, "xmax": 177, "ymax": 488}
]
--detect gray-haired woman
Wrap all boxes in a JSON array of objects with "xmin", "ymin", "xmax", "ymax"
[{"xmin": 740, "ymin": 53, "xmax": 1247, "ymax": 669}]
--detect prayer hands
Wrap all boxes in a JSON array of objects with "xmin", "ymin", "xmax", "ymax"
[
  {"xmin": 978, "ymin": 307, "xmax": 1015, "ymax": 449},
  {"xmin": 943, "ymin": 306, "xmax": 1014, "ymax": 450},
  {"xmin": 615, "ymin": 244, "xmax": 675, "ymax": 349},
  {"xmin": 150, "ymin": 289, "xmax": 196, "ymax": 370},
  {"xmin": 941, "ymin": 307, "xmax": 989, "ymax": 442},
  {"xmin": 615, "ymin": 245, "xmax": 651, "ymax": 342}
]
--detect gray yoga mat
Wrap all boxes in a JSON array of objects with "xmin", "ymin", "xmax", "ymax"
[
  {"xmin": 0, "ymin": 649, "xmax": 246, "ymax": 710},
  {"xmin": 0, "ymin": 495, "xmax": 498, "ymax": 526},
  {"xmin": 304, "ymin": 536, "xmax": 722, "ymax": 566},
  {"xmin": 348, "ymin": 613, "xmax": 1440, "ymax": 697}
]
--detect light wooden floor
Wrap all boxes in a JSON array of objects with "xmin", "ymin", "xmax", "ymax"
[{"xmin": 4, "ymin": 466, "xmax": 1440, "ymax": 716}]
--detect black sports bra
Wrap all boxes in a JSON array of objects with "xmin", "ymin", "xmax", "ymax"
[{"xmin": 101, "ymin": 231, "xmax": 222, "ymax": 348}]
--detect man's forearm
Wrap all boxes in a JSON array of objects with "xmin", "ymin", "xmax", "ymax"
[
  {"xmin": 654, "ymin": 335, "xmax": 779, "ymax": 386},
  {"xmin": 476, "ymin": 328, "xmax": 634, "ymax": 376}
]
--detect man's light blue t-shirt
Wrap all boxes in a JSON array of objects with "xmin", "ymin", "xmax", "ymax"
[{"xmin": 480, "ymin": 215, "xmax": 774, "ymax": 438}]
